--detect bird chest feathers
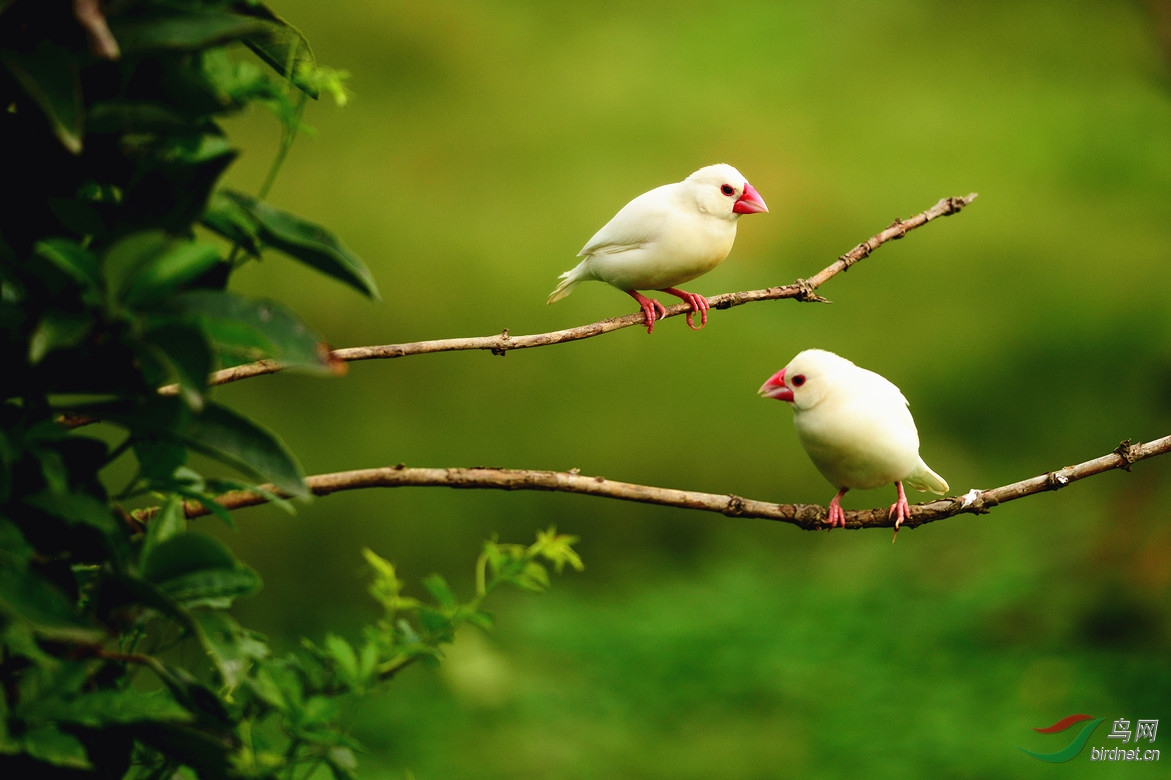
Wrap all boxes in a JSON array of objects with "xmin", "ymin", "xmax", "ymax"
[{"xmin": 793, "ymin": 396, "xmax": 921, "ymax": 490}]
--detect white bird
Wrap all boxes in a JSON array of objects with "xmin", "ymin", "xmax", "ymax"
[
  {"xmin": 758, "ymin": 349, "xmax": 948, "ymax": 531},
  {"xmin": 548, "ymin": 164, "xmax": 768, "ymax": 333}
]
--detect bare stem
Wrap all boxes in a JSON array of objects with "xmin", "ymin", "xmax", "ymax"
[{"xmin": 146, "ymin": 435, "xmax": 1171, "ymax": 531}]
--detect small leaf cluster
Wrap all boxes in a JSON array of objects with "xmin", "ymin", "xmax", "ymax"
[
  {"xmin": 222, "ymin": 530, "xmax": 584, "ymax": 777},
  {"xmin": 361, "ymin": 527, "xmax": 586, "ymax": 680},
  {"xmin": 0, "ymin": 2, "xmax": 578, "ymax": 778}
]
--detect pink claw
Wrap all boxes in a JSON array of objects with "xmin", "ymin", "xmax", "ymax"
[
  {"xmin": 887, "ymin": 481, "xmax": 911, "ymax": 531},
  {"xmin": 627, "ymin": 290, "xmax": 668, "ymax": 333},
  {"xmin": 825, "ymin": 488, "xmax": 849, "ymax": 529},
  {"xmin": 661, "ymin": 287, "xmax": 710, "ymax": 330}
]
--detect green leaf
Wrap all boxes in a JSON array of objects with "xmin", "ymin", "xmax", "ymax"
[
  {"xmin": 466, "ymin": 609, "xmax": 495, "ymax": 631},
  {"xmin": 518, "ymin": 561, "xmax": 551, "ymax": 592},
  {"xmin": 103, "ymin": 231, "xmax": 171, "ymax": 310},
  {"xmin": 324, "ymin": 633, "xmax": 360, "ymax": 688},
  {"xmin": 140, "ymin": 495, "xmax": 187, "ymax": 569},
  {"xmin": 239, "ymin": 10, "xmax": 321, "ymax": 99},
  {"xmin": 87, "ymin": 100, "xmax": 193, "ymax": 135},
  {"xmin": 34, "ymin": 238, "xmax": 100, "ymax": 296},
  {"xmin": 171, "ymin": 485, "xmax": 235, "ymax": 527},
  {"xmin": 326, "ymin": 746, "xmax": 359, "ymax": 780},
  {"xmin": 532, "ymin": 527, "xmax": 585, "ymax": 573},
  {"xmin": 46, "ymin": 196, "xmax": 108, "ymax": 243},
  {"xmin": 362, "ymin": 548, "xmax": 421, "ymax": 613},
  {"xmin": 173, "ymin": 290, "xmax": 338, "ymax": 374},
  {"xmin": 109, "ymin": 10, "xmax": 269, "ymax": 53},
  {"xmin": 0, "ymin": 518, "xmax": 32, "ymax": 564},
  {"xmin": 249, "ymin": 661, "xmax": 303, "ymax": 713},
  {"xmin": 21, "ymin": 724, "xmax": 90, "ymax": 769},
  {"xmin": 218, "ymin": 190, "xmax": 379, "ymax": 299},
  {"xmin": 131, "ymin": 439, "xmax": 190, "ymax": 495},
  {"xmin": 200, "ymin": 191, "xmax": 262, "ymax": 255},
  {"xmin": 422, "ymin": 574, "xmax": 458, "ymax": 611},
  {"xmin": 416, "ymin": 605, "xmax": 455, "ymax": 638},
  {"xmin": 23, "ymin": 490, "xmax": 120, "ymax": 537},
  {"xmin": 102, "ymin": 571, "xmax": 195, "ymax": 628},
  {"xmin": 78, "ymin": 397, "xmax": 309, "ymax": 498},
  {"xmin": 141, "ymin": 321, "xmax": 213, "ymax": 409},
  {"xmin": 192, "ymin": 610, "xmax": 269, "ymax": 688},
  {"xmin": 121, "ymin": 240, "xmax": 223, "ymax": 307},
  {"xmin": 142, "ymin": 531, "xmax": 236, "ymax": 583},
  {"xmin": 129, "ymin": 135, "xmax": 239, "ymax": 234},
  {"xmin": 149, "ymin": 663, "xmax": 232, "ymax": 726},
  {"xmin": 186, "ymin": 402, "xmax": 308, "ymax": 497},
  {"xmin": 142, "ymin": 533, "xmax": 261, "ymax": 608},
  {"xmin": 296, "ymin": 695, "xmax": 341, "ymax": 730},
  {"xmin": 357, "ymin": 639, "xmax": 380, "ymax": 682},
  {"xmin": 0, "ymin": 565, "xmax": 103, "ymax": 645},
  {"xmin": 0, "ymin": 44, "xmax": 83, "ymax": 153},
  {"xmin": 28, "ymin": 310, "xmax": 92, "ymax": 364},
  {"xmin": 29, "ymin": 689, "xmax": 193, "ymax": 727}
]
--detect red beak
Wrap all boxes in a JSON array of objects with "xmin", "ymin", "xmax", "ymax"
[
  {"xmin": 758, "ymin": 369, "xmax": 793, "ymax": 402},
  {"xmin": 733, "ymin": 181, "xmax": 768, "ymax": 214}
]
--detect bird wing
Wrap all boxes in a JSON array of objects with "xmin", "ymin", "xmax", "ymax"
[
  {"xmin": 578, "ymin": 184, "xmax": 677, "ymax": 257},
  {"xmin": 855, "ymin": 367, "xmax": 947, "ymax": 495}
]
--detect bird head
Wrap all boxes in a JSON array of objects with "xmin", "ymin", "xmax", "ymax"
[
  {"xmin": 758, "ymin": 349, "xmax": 847, "ymax": 410},
  {"xmin": 686, "ymin": 164, "xmax": 768, "ymax": 217}
]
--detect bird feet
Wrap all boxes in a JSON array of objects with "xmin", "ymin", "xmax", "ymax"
[
  {"xmin": 887, "ymin": 481, "xmax": 911, "ymax": 531},
  {"xmin": 627, "ymin": 291, "xmax": 669, "ymax": 333},
  {"xmin": 661, "ymin": 287, "xmax": 710, "ymax": 330},
  {"xmin": 825, "ymin": 488, "xmax": 849, "ymax": 529}
]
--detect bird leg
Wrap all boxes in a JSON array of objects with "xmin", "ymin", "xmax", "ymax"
[
  {"xmin": 825, "ymin": 488, "xmax": 849, "ymax": 528},
  {"xmin": 627, "ymin": 291, "xmax": 668, "ymax": 334},
  {"xmin": 888, "ymin": 481, "xmax": 911, "ymax": 530},
  {"xmin": 660, "ymin": 287, "xmax": 710, "ymax": 330}
]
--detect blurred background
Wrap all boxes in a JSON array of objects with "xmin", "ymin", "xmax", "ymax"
[{"xmin": 208, "ymin": 1, "xmax": 1171, "ymax": 776}]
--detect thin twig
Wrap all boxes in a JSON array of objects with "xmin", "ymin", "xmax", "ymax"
[
  {"xmin": 187, "ymin": 193, "xmax": 979, "ymax": 390},
  {"xmin": 151, "ymin": 435, "xmax": 1171, "ymax": 531}
]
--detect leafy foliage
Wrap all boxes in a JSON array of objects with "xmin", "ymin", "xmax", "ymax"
[{"xmin": 0, "ymin": 1, "xmax": 578, "ymax": 776}]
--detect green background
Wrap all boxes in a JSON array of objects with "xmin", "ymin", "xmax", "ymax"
[{"xmin": 211, "ymin": 2, "xmax": 1170, "ymax": 776}]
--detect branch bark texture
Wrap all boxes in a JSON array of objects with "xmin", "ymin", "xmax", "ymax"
[
  {"xmin": 166, "ymin": 435, "xmax": 1171, "ymax": 531},
  {"xmin": 197, "ymin": 193, "xmax": 979, "ymax": 389}
]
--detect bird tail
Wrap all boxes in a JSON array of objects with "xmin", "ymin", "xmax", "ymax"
[
  {"xmin": 547, "ymin": 262, "xmax": 588, "ymax": 304},
  {"xmin": 906, "ymin": 459, "xmax": 949, "ymax": 495}
]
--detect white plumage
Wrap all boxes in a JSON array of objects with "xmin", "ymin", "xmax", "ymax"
[
  {"xmin": 759, "ymin": 349, "xmax": 948, "ymax": 530},
  {"xmin": 548, "ymin": 164, "xmax": 767, "ymax": 333}
]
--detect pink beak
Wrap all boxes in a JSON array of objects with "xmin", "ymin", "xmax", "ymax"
[
  {"xmin": 733, "ymin": 181, "xmax": 768, "ymax": 214},
  {"xmin": 758, "ymin": 369, "xmax": 793, "ymax": 402}
]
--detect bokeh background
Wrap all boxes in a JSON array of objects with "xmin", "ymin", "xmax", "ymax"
[{"xmin": 209, "ymin": 1, "xmax": 1171, "ymax": 777}]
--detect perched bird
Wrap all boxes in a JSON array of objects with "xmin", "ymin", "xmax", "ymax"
[
  {"xmin": 547, "ymin": 164, "xmax": 768, "ymax": 333},
  {"xmin": 758, "ymin": 349, "xmax": 948, "ymax": 530}
]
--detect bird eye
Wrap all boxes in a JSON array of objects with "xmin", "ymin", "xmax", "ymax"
[
  {"xmin": 720, "ymin": 184, "xmax": 735, "ymax": 196},
  {"xmin": 792, "ymin": 375, "xmax": 806, "ymax": 387}
]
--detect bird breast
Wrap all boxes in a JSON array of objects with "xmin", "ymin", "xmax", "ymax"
[{"xmin": 793, "ymin": 394, "xmax": 922, "ymax": 490}]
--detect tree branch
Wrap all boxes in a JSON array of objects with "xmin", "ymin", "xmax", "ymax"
[
  {"xmin": 193, "ymin": 193, "xmax": 979, "ymax": 389},
  {"xmin": 156, "ymin": 435, "xmax": 1171, "ymax": 531}
]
